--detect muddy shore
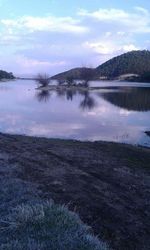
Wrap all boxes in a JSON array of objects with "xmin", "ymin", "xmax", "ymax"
[{"xmin": 0, "ymin": 133, "xmax": 149, "ymax": 250}]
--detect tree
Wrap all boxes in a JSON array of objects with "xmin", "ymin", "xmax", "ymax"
[
  {"xmin": 36, "ymin": 73, "xmax": 51, "ymax": 87},
  {"xmin": 80, "ymin": 68, "xmax": 95, "ymax": 86},
  {"xmin": 65, "ymin": 75, "xmax": 75, "ymax": 86},
  {"xmin": 0, "ymin": 70, "xmax": 15, "ymax": 80}
]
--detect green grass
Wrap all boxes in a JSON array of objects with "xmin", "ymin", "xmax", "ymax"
[{"xmin": 0, "ymin": 201, "xmax": 108, "ymax": 250}]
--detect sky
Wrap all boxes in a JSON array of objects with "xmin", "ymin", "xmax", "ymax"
[{"xmin": 0, "ymin": 0, "xmax": 150, "ymax": 76}]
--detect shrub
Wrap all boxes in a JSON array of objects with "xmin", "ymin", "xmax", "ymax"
[
  {"xmin": 0, "ymin": 70, "xmax": 15, "ymax": 80},
  {"xmin": 80, "ymin": 68, "xmax": 95, "ymax": 86},
  {"xmin": 65, "ymin": 75, "xmax": 75, "ymax": 86},
  {"xmin": 0, "ymin": 201, "xmax": 108, "ymax": 250},
  {"xmin": 36, "ymin": 74, "xmax": 51, "ymax": 87}
]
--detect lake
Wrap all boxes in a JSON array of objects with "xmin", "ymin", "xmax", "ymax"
[{"xmin": 0, "ymin": 79, "xmax": 150, "ymax": 147}]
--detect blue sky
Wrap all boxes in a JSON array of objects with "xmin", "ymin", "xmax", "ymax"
[{"xmin": 0, "ymin": 0, "xmax": 150, "ymax": 76}]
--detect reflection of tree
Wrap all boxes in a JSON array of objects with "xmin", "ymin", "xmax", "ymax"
[
  {"xmin": 100, "ymin": 87, "xmax": 150, "ymax": 112},
  {"xmin": 36, "ymin": 89, "xmax": 51, "ymax": 103},
  {"xmin": 79, "ymin": 91, "xmax": 96, "ymax": 111},
  {"xmin": 80, "ymin": 68, "xmax": 95, "ymax": 87},
  {"xmin": 56, "ymin": 88, "xmax": 66, "ymax": 97},
  {"xmin": 36, "ymin": 87, "xmax": 96, "ymax": 110},
  {"xmin": 55, "ymin": 88, "xmax": 77, "ymax": 100},
  {"xmin": 66, "ymin": 89, "xmax": 77, "ymax": 100}
]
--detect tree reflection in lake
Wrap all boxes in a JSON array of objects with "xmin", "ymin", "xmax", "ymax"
[
  {"xmin": 55, "ymin": 88, "xmax": 77, "ymax": 101},
  {"xmin": 79, "ymin": 90, "xmax": 96, "ymax": 110},
  {"xmin": 0, "ymin": 79, "xmax": 149, "ymax": 147},
  {"xmin": 36, "ymin": 89, "xmax": 51, "ymax": 103},
  {"xmin": 66, "ymin": 89, "xmax": 77, "ymax": 101},
  {"xmin": 36, "ymin": 87, "xmax": 97, "ymax": 110},
  {"xmin": 35, "ymin": 86, "xmax": 150, "ymax": 112},
  {"xmin": 99, "ymin": 87, "xmax": 150, "ymax": 112}
]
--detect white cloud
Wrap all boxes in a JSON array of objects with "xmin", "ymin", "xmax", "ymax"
[
  {"xmin": 0, "ymin": 54, "xmax": 68, "ymax": 75},
  {"xmin": 117, "ymin": 31, "xmax": 126, "ymax": 36},
  {"xmin": 16, "ymin": 56, "xmax": 66, "ymax": 68},
  {"xmin": 78, "ymin": 7, "xmax": 150, "ymax": 33},
  {"xmin": 1, "ymin": 15, "xmax": 88, "ymax": 34},
  {"xmin": 134, "ymin": 6, "xmax": 149, "ymax": 15},
  {"xmin": 84, "ymin": 41, "xmax": 115, "ymax": 55},
  {"xmin": 0, "ymin": 7, "xmax": 149, "ymax": 74},
  {"xmin": 83, "ymin": 41, "xmax": 140, "ymax": 55},
  {"xmin": 122, "ymin": 44, "xmax": 140, "ymax": 52},
  {"xmin": 78, "ymin": 8, "xmax": 129, "ymax": 21},
  {"xmin": 14, "ymin": 56, "xmax": 67, "ymax": 75}
]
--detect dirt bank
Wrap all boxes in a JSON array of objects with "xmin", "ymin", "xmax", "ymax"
[{"xmin": 0, "ymin": 133, "xmax": 149, "ymax": 250}]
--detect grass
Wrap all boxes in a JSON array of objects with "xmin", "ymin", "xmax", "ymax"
[
  {"xmin": 1, "ymin": 133, "xmax": 149, "ymax": 249},
  {"xmin": 0, "ymin": 201, "xmax": 108, "ymax": 250}
]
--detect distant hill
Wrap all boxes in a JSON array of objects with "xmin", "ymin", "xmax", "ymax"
[
  {"xmin": 0, "ymin": 70, "xmax": 15, "ymax": 80},
  {"xmin": 51, "ymin": 67, "xmax": 94, "ymax": 81},
  {"xmin": 96, "ymin": 50, "xmax": 150, "ymax": 78},
  {"xmin": 51, "ymin": 50, "xmax": 150, "ymax": 82}
]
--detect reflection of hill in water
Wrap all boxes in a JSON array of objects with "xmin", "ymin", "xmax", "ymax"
[
  {"xmin": 36, "ymin": 87, "xmax": 150, "ymax": 112},
  {"xmin": 100, "ymin": 87, "xmax": 150, "ymax": 111}
]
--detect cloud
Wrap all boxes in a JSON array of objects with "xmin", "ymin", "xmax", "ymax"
[
  {"xmin": 122, "ymin": 44, "xmax": 140, "ymax": 52},
  {"xmin": 78, "ymin": 8, "xmax": 129, "ymax": 21},
  {"xmin": 0, "ymin": 54, "xmax": 68, "ymax": 75},
  {"xmin": 0, "ymin": 6, "xmax": 149, "ymax": 74},
  {"xmin": 1, "ymin": 15, "xmax": 88, "ymax": 34},
  {"xmin": 78, "ymin": 7, "xmax": 150, "ymax": 33},
  {"xmin": 134, "ymin": 6, "xmax": 149, "ymax": 14},
  {"xmin": 86, "ymin": 42, "xmax": 139, "ymax": 54},
  {"xmin": 16, "ymin": 56, "xmax": 66, "ymax": 68}
]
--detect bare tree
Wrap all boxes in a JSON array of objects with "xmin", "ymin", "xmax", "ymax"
[
  {"xmin": 80, "ymin": 68, "xmax": 95, "ymax": 87},
  {"xmin": 36, "ymin": 73, "xmax": 51, "ymax": 87},
  {"xmin": 66, "ymin": 75, "xmax": 75, "ymax": 86},
  {"xmin": 57, "ymin": 79, "xmax": 65, "ymax": 85}
]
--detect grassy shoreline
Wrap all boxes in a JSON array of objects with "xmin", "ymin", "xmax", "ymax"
[{"xmin": 0, "ymin": 133, "xmax": 149, "ymax": 249}]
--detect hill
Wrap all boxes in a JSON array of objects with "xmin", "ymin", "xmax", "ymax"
[
  {"xmin": 0, "ymin": 70, "xmax": 15, "ymax": 80},
  {"xmin": 51, "ymin": 67, "xmax": 94, "ymax": 81},
  {"xmin": 51, "ymin": 50, "xmax": 150, "ymax": 82},
  {"xmin": 96, "ymin": 50, "xmax": 150, "ymax": 78}
]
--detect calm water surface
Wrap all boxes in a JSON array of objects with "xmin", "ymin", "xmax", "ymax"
[{"xmin": 0, "ymin": 80, "xmax": 150, "ymax": 147}]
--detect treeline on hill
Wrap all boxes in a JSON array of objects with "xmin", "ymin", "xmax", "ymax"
[
  {"xmin": 95, "ymin": 50, "xmax": 150, "ymax": 78},
  {"xmin": 52, "ymin": 50, "xmax": 150, "ymax": 83},
  {"xmin": 51, "ymin": 67, "xmax": 95, "ymax": 81},
  {"xmin": 131, "ymin": 72, "xmax": 150, "ymax": 83},
  {"xmin": 0, "ymin": 70, "xmax": 15, "ymax": 80}
]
